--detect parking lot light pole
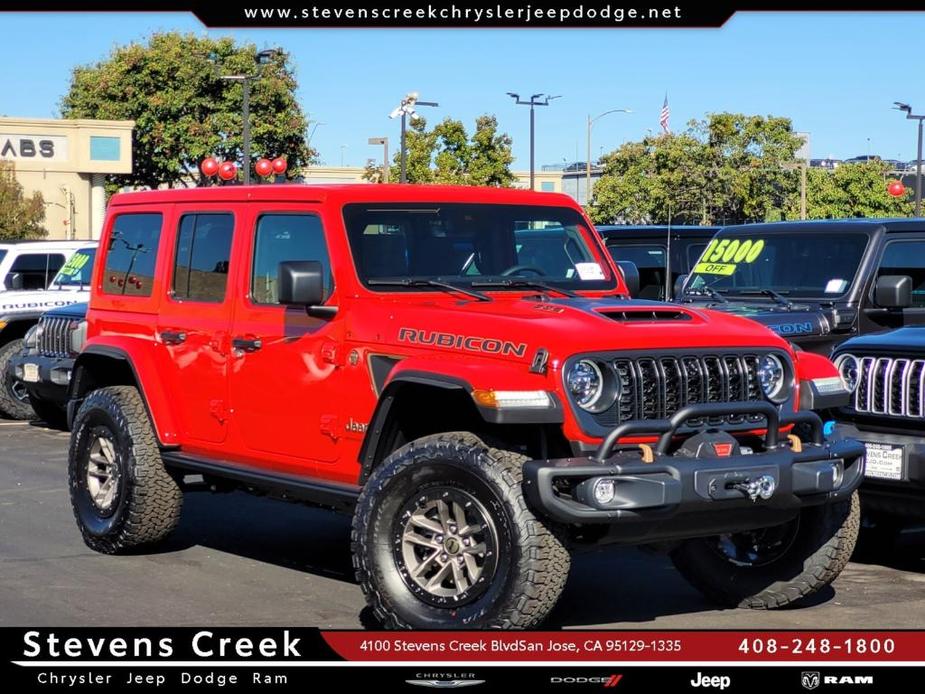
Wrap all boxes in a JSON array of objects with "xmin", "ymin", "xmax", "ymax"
[
  {"xmin": 390, "ymin": 93, "xmax": 438, "ymax": 183},
  {"xmin": 894, "ymin": 102, "xmax": 925, "ymax": 215},
  {"xmin": 587, "ymin": 109, "xmax": 631, "ymax": 203},
  {"xmin": 213, "ymin": 48, "xmax": 281, "ymax": 185},
  {"xmin": 368, "ymin": 137, "xmax": 390, "ymax": 182},
  {"xmin": 508, "ymin": 93, "xmax": 560, "ymax": 190}
]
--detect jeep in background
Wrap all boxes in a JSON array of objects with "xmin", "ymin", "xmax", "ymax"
[
  {"xmin": 0, "ymin": 244, "xmax": 95, "ymax": 419},
  {"xmin": 67, "ymin": 184, "xmax": 862, "ymax": 629},
  {"xmin": 598, "ymin": 225, "xmax": 719, "ymax": 301},
  {"xmin": 10, "ymin": 302, "xmax": 88, "ymax": 429},
  {"xmin": 0, "ymin": 240, "xmax": 88, "ymax": 293},
  {"xmin": 833, "ymin": 327, "xmax": 925, "ymax": 540},
  {"xmin": 678, "ymin": 219, "xmax": 925, "ymax": 355}
]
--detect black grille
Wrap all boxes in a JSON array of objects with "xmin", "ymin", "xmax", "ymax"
[
  {"xmin": 38, "ymin": 316, "xmax": 73, "ymax": 357},
  {"xmin": 846, "ymin": 354, "xmax": 925, "ymax": 418},
  {"xmin": 593, "ymin": 353, "xmax": 765, "ymax": 428}
]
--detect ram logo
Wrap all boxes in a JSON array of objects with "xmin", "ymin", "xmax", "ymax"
[{"xmin": 801, "ymin": 672, "xmax": 820, "ymax": 690}]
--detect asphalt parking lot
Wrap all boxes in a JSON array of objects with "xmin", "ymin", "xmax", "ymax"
[{"xmin": 1, "ymin": 419, "xmax": 924, "ymax": 629}]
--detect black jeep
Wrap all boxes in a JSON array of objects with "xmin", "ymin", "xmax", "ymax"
[
  {"xmin": 598, "ymin": 225, "xmax": 719, "ymax": 301},
  {"xmin": 678, "ymin": 219, "xmax": 925, "ymax": 355}
]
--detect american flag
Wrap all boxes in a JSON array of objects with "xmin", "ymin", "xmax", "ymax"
[{"xmin": 659, "ymin": 93, "xmax": 671, "ymax": 134}]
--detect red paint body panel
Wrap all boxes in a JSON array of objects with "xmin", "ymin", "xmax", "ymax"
[{"xmin": 85, "ymin": 184, "xmax": 825, "ymax": 486}]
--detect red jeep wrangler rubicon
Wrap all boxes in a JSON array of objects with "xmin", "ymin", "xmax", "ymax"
[{"xmin": 67, "ymin": 184, "xmax": 864, "ymax": 629}]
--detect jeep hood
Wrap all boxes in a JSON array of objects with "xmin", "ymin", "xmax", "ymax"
[
  {"xmin": 694, "ymin": 301, "xmax": 832, "ymax": 341},
  {"xmin": 365, "ymin": 295, "xmax": 793, "ymax": 361}
]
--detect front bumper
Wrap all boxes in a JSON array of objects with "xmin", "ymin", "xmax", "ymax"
[
  {"xmin": 524, "ymin": 401, "xmax": 865, "ymax": 543},
  {"xmin": 9, "ymin": 353, "xmax": 74, "ymax": 404},
  {"xmin": 835, "ymin": 422, "xmax": 925, "ymax": 519}
]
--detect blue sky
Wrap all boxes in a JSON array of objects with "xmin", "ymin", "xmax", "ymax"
[{"xmin": 1, "ymin": 11, "xmax": 923, "ymax": 169}]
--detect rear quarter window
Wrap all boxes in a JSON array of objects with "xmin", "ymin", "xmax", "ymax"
[{"xmin": 103, "ymin": 213, "xmax": 163, "ymax": 297}]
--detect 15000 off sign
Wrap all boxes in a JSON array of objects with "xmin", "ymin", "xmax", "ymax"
[{"xmin": 693, "ymin": 237, "xmax": 766, "ymax": 276}]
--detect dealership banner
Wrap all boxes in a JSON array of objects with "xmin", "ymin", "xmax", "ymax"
[
  {"xmin": 2, "ymin": 629, "xmax": 924, "ymax": 691},
  {"xmin": 4, "ymin": 1, "xmax": 925, "ymax": 28}
]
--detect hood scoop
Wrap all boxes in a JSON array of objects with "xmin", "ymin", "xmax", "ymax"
[{"xmin": 598, "ymin": 309, "xmax": 692, "ymax": 322}]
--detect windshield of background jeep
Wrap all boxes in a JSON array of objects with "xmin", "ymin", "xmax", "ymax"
[
  {"xmin": 50, "ymin": 248, "xmax": 96, "ymax": 287},
  {"xmin": 686, "ymin": 231, "xmax": 869, "ymax": 299},
  {"xmin": 343, "ymin": 203, "xmax": 617, "ymax": 291}
]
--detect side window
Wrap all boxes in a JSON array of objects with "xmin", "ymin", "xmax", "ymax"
[
  {"xmin": 7, "ymin": 253, "xmax": 65, "ymax": 290},
  {"xmin": 103, "ymin": 213, "xmax": 163, "ymax": 297},
  {"xmin": 172, "ymin": 214, "xmax": 234, "ymax": 302},
  {"xmin": 251, "ymin": 214, "xmax": 332, "ymax": 305},
  {"xmin": 877, "ymin": 240, "xmax": 925, "ymax": 307}
]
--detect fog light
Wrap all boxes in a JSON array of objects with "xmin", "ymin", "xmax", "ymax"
[
  {"xmin": 50, "ymin": 368, "xmax": 71, "ymax": 386},
  {"xmin": 593, "ymin": 478, "xmax": 616, "ymax": 505}
]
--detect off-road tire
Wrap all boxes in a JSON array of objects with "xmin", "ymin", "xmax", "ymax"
[
  {"xmin": 29, "ymin": 393, "xmax": 68, "ymax": 430},
  {"xmin": 68, "ymin": 386, "xmax": 182, "ymax": 554},
  {"xmin": 670, "ymin": 491, "xmax": 860, "ymax": 609},
  {"xmin": 0, "ymin": 339, "xmax": 34, "ymax": 420},
  {"xmin": 352, "ymin": 432, "xmax": 570, "ymax": 629}
]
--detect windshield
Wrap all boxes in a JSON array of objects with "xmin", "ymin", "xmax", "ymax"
[
  {"xmin": 50, "ymin": 248, "xmax": 96, "ymax": 287},
  {"xmin": 343, "ymin": 203, "xmax": 616, "ymax": 291},
  {"xmin": 686, "ymin": 231, "xmax": 869, "ymax": 299}
]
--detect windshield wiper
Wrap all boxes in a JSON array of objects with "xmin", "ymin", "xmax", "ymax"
[
  {"xmin": 682, "ymin": 286, "xmax": 727, "ymax": 304},
  {"xmin": 367, "ymin": 278, "xmax": 491, "ymax": 302},
  {"xmin": 735, "ymin": 288, "xmax": 794, "ymax": 309},
  {"xmin": 470, "ymin": 279, "xmax": 578, "ymax": 298}
]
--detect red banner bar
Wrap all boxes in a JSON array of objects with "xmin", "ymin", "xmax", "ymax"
[{"xmin": 322, "ymin": 631, "xmax": 923, "ymax": 662}]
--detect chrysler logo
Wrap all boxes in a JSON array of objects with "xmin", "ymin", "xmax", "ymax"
[{"xmin": 406, "ymin": 680, "xmax": 485, "ymax": 689}]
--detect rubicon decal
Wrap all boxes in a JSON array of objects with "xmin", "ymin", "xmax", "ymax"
[{"xmin": 398, "ymin": 327, "xmax": 527, "ymax": 358}]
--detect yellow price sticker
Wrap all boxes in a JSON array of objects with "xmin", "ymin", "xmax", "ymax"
[
  {"xmin": 693, "ymin": 262, "xmax": 737, "ymax": 276},
  {"xmin": 59, "ymin": 253, "xmax": 89, "ymax": 277}
]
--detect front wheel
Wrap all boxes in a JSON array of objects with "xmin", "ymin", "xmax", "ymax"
[
  {"xmin": 670, "ymin": 491, "xmax": 860, "ymax": 609},
  {"xmin": 352, "ymin": 432, "xmax": 570, "ymax": 629}
]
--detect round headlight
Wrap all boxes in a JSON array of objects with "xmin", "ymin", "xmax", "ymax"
[
  {"xmin": 23, "ymin": 324, "xmax": 40, "ymax": 350},
  {"xmin": 567, "ymin": 359, "xmax": 604, "ymax": 411},
  {"xmin": 834, "ymin": 354, "xmax": 859, "ymax": 392},
  {"xmin": 758, "ymin": 354, "xmax": 788, "ymax": 403}
]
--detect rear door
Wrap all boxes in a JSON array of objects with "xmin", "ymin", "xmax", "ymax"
[{"xmin": 155, "ymin": 206, "xmax": 237, "ymax": 446}]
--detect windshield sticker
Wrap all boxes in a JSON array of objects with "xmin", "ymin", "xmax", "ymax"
[
  {"xmin": 575, "ymin": 262, "xmax": 605, "ymax": 280},
  {"xmin": 825, "ymin": 279, "xmax": 848, "ymax": 294},
  {"xmin": 694, "ymin": 238, "xmax": 766, "ymax": 275},
  {"xmin": 58, "ymin": 252, "xmax": 90, "ymax": 278}
]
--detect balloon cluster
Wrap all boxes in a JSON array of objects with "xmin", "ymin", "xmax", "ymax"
[{"xmin": 199, "ymin": 156, "xmax": 288, "ymax": 183}]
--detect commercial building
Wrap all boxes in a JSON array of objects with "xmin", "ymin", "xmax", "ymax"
[{"xmin": 0, "ymin": 117, "xmax": 134, "ymax": 240}]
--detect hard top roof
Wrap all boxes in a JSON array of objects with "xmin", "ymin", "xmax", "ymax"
[
  {"xmin": 718, "ymin": 218, "xmax": 925, "ymax": 234},
  {"xmin": 596, "ymin": 224, "xmax": 720, "ymax": 238}
]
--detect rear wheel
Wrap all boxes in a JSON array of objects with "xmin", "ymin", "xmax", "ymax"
[
  {"xmin": 670, "ymin": 491, "xmax": 860, "ymax": 609},
  {"xmin": 68, "ymin": 386, "xmax": 182, "ymax": 554},
  {"xmin": 353, "ymin": 432, "xmax": 570, "ymax": 629},
  {"xmin": 0, "ymin": 339, "xmax": 34, "ymax": 420}
]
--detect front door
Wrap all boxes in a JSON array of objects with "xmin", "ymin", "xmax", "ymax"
[
  {"xmin": 228, "ymin": 208, "xmax": 342, "ymax": 472},
  {"xmin": 862, "ymin": 236, "xmax": 925, "ymax": 333},
  {"xmin": 155, "ymin": 208, "xmax": 237, "ymax": 445}
]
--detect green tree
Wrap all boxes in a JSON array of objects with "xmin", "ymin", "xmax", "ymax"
[
  {"xmin": 589, "ymin": 113, "xmax": 803, "ymax": 225},
  {"xmin": 789, "ymin": 161, "xmax": 914, "ymax": 219},
  {"xmin": 60, "ymin": 32, "xmax": 313, "ymax": 189},
  {"xmin": 363, "ymin": 115, "xmax": 514, "ymax": 186},
  {"xmin": 0, "ymin": 162, "xmax": 46, "ymax": 239}
]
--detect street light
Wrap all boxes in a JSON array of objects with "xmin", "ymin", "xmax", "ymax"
[
  {"xmin": 368, "ymin": 137, "xmax": 389, "ymax": 183},
  {"xmin": 508, "ymin": 92, "xmax": 561, "ymax": 190},
  {"xmin": 586, "ymin": 108, "xmax": 631, "ymax": 203},
  {"xmin": 211, "ymin": 48, "xmax": 281, "ymax": 185},
  {"xmin": 894, "ymin": 101, "xmax": 925, "ymax": 215},
  {"xmin": 390, "ymin": 92, "xmax": 438, "ymax": 183}
]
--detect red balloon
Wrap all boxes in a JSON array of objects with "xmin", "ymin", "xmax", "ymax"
[
  {"xmin": 271, "ymin": 157, "xmax": 288, "ymax": 174},
  {"xmin": 888, "ymin": 180, "xmax": 906, "ymax": 197},
  {"xmin": 255, "ymin": 158, "xmax": 273, "ymax": 178},
  {"xmin": 218, "ymin": 161, "xmax": 237, "ymax": 181},
  {"xmin": 200, "ymin": 157, "xmax": 219, "ymax": 177}
]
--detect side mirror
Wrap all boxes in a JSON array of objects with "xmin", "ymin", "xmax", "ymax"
[
  {"xmin": 875, "ymin": 275, "xmax": 912, "ymax": 309},
  {"xmin": 673, "ymin": 273, "xmax": 689, "ymax": 300},
  {"xmin": 615, "ymin": 260, "xmax": 640, "ymax": 298},
  {"xmin": 8, "ymin": 273, "xmax": 23, "ymax": 291},
  {"xmin": 277, "ymin": 261, "xmax": 337, "ymax": 318}
]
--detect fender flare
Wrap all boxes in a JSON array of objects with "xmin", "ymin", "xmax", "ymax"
[
  {"xmin": 70, "ymin": 344, "xmax": 179, "ymax": 446},
  {"xmin": 357, "ymin": 370, "xmax": 563, "ymax": 482}
]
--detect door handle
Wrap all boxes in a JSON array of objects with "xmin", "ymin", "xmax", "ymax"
[
  {"xmin": 160, "ymin": 330, "xmax": 187, "ymax": 345},
  {"xmin": 232, "ymin": 337, "xmax": 262, "ymax": 353}
]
